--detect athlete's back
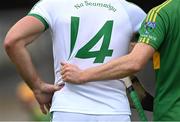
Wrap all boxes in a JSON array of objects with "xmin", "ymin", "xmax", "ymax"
[{"xmin": 29, "ymin": 0, "xmax": 146, "ymax": 116}]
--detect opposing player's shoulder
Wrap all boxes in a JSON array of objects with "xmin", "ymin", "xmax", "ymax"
[{"xmin": 147, "ymin": 0, "xmax": 174, "ymax": 15}]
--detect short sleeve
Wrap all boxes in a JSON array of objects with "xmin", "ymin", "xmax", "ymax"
[
  {"xmin": 138, "ymin": 9, "xmax": 166, "ymax": 50},
  {"xmin": 28, "ymin": 0, "xmax": 52, "ymax": 31}
]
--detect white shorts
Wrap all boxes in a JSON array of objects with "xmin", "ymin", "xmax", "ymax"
[{"xmin": 51, "ymin": 111, "xmax": 131, "ymax": 122}]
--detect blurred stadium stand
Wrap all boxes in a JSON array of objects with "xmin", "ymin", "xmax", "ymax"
[
  {"xmin": 0, "ymin": 0, "xmax": 37, "ymax": 9},
  {"xmin": 128, "ymin": 0, "xmax": 166, "ymax": 12}
]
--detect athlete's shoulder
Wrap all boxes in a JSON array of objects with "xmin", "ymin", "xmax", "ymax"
[
  {"xmin": 121, "ymin": 1, "xmax": 144, "ymax": 12},
  {"xmin": 120, "ymin": 0, "xmax": 146, "ymax": 18},
  {"xmin": 160, "ymin": 0, "xmax": 180, "ymax": 13},
  {"xmin": 147, "ymin": 0, "xmax": 175, "ymax": 17}
]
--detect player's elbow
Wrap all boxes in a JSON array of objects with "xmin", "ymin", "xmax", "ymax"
[
  {"xmin": 127, "ymin": 52, "xmax": 147, "ymax": 73},
  {"xmin": 129, "ymin": 59, "xmax": 145, "ymax": 73},
  {"xmin": 4, "ymin": 37, "xmax": 13, "ymax": 51},
  {"xmin": 4, "ymin": 34, "xmax": 21, "ymax": 52},
  {"xmin": 132, "ymin": 62, "xmax": 143, "ymax": 72}
]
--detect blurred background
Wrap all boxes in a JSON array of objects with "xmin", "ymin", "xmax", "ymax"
[{"xmin": 0, "ymin": 0, "xmax": 165, "ymax": 121}]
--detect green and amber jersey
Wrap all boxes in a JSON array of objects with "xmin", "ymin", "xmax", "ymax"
[{"xmin": 138, "ymin": 0, "xmax": 180, "ymax": 120}]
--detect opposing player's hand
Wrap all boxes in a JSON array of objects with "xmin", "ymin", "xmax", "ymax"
[
  {"xmin": 60, "ymin": 62, "xmax": 84, "ymax": 84},
  {"xmin": 33, "ymin": 82, "xmax": 63, "ymax": 114}
]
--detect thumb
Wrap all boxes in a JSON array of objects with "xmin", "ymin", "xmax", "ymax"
[
  {"xmin": 53, "ymin": 85, "xmax": 62, "ymax": 91},
  {"xmin": 45, "ymin": 84, "xmax": 62, "ymax": 93}
]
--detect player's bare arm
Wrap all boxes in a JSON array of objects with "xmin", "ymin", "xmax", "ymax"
[
  {"xmin": 4, "ymin": 16, "xmax": 62, "ymax": 114},
  {"xmin": 61, "ymin": 43, "xmax": 155, "ymax": 84},
  {"xmin": 60, "ymin": 32, "xmax": 138, "ymax": 84}
]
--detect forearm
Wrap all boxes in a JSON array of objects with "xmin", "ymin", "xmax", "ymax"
[
  {"xmin": 83, "ymin": 54, "xmax": 138, "ymax": 82},
  {"xmin": 82, "ymin": 43, "xmax": 154, "ymax": 83},
  {"xmin": 5, "ymin": 41, "xmax": 42, "ymax": 91},
  {"xmin": 4, "ymin": 16, "xmax": 46, "ymax": 90}
]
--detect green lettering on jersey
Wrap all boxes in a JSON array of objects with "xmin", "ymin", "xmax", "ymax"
[{"xmin": 70, "ymin": 16, "xmax": 113, "ymax": 63}]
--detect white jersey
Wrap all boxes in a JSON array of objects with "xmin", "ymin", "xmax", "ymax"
[{"xmin": 29, "ymin": 0, "xmax": 146, "ymax": 115}]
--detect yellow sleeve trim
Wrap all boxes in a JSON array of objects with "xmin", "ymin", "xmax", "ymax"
[
  {"xmin": 153, "ymin": 51, "xmax": 160, "ymax": 70},
  {"xmin": 145, "ymin": 0, "xmax": 172, "ymax": 23},
  {"xmin": 139, "ymin": 37, "xmax": 150, "ymax": 44}
]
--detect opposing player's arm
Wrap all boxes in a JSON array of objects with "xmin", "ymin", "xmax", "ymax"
[
  {"xmin": 4, "ymin": 16, "xmax": 45, "ymax": 90},
  {"xmin": 61, "ymin": 43, "xmax": 155, "ymax": 84},
  {"xmin": 83, "ymin": 43, "xmax": 155, "ymax": 82}
]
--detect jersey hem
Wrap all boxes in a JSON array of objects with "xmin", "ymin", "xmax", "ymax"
[{"xmin": 50, "ymin": 108, "xmax": 131, "ymax": 115}]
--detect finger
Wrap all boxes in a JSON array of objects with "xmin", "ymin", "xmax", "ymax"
[
  {"xmin": 45, "ymin": 103, "xmax": 51, "ymax": 111},
  {"xmin": 43, "ymin": 84, "xmax": 62, "ymax": 93},
  {"xmin": 62, "ymin": 74, "xmax": 72, "ymax": 83},
  {"xmin": 40, "ymin": 104, "xmax": 47, "ymax": 114},
  {"xmin": 52, "ymin": 85, "xmax": 62, "ymax": 91},
  {"xmin": 61, "ymin": 66, "xmax": 71, "ymax": 76},
  {"xmin": 60, "ymin": 64, "xmax": 69, "ymax": 74},
  {"xmin": 61, "ymin": 62, "xmax": 73, "ymax": 68},
  {"xmin": 61, "ymin": 74, "xmax": 67, "ymax": 81},
  {"xmin": 60, "ymin": 67, "xmax": 65, "ymax": 75}
]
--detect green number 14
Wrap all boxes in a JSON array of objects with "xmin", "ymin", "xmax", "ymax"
[{"xmin": 70, "ymin": 16, "xmax": 114, "ymax": 63}]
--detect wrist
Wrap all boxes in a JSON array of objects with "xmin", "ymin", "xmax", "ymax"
[
  {"xmin": 31, "ymin": 79, "xmax": 43, "ymax": 92},
  {"xmin": 80, "ymin": 70, "xmax": 91, "ymax": 83}
]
